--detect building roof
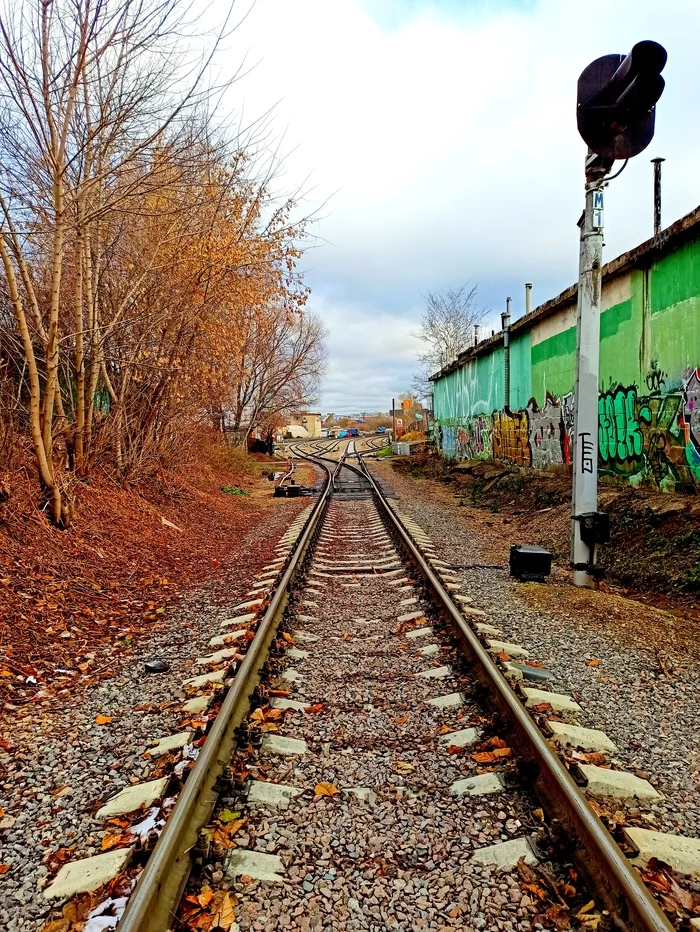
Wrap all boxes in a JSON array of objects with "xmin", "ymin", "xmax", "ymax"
[{"xmin": 430, "ymin": 202, "xmax": 700, "ymax": 382}]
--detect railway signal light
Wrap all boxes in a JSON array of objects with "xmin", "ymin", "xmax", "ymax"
[{"xmin": 577, "ymin": 40, "xmax": 667, "ymax": 161}]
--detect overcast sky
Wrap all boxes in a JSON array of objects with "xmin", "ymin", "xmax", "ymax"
[{"xmin": 217, "ymin": 0, "xmax": 700, "ymax": 413}]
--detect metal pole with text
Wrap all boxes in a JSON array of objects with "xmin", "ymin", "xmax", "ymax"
[{"xmin": 571, "ymin": 153, "xmax": 606, "ymax": 588}]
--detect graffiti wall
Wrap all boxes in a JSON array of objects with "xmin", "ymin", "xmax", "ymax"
[{"xmin": 438, "ymin": 369, "xmax": 700, "ymax": 490}]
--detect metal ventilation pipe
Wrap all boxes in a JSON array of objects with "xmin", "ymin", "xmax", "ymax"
[
  {"xmin": 525, "ymin": 282, "xmax": 532, "ymax": 316},
  {"xmin": 651, "ymin": 157, "xmax": 665, "ymax": 236},
  {"xmin": 501, "ymin": 298, "xmax": 512, "ymax": 410},
  {"xmin": 474, "ymin": 324, "xmax": 481, "ymax": 345}
]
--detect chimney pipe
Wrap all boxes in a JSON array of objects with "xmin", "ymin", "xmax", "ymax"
[
  {"xmin": 525, "ymin": 282, "xmax": 532, "ymax": 316},
  {"xmin": 501, "ymin": 298, "xmax": 512, "ymax": 410},
  {"xmin": 474, "ymin": 324, "xmax": 481, "ymax": 346},
  {"xmin": 651, "ymin": 157, "xmax": 664, "ymax": 236}
]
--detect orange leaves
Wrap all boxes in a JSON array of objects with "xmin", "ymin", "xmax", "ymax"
[
  {"xmin": 304, "ymin": 703, "xmax": 323, "ymax": 714},
  {"xmin": 394, "ymin": 715, "xmax": 408, "ymax": 725},
  {"xmin": 471, "ymin": 735, "xmax": 512, "ymax": 764},
  {"xmin": 314, "ymin": 782, "xmax": 340, "ymax": 797},
  {"xmin": 585, "ymin": 658, "xmax": 600, "ymax": 667},
  {"xmin": 182, "ymin": 887, "xmax": 237, "ymax": 931},
  {"xmin": 95, "ymin": 714, "xmax": 112, "ymax": 725},
  {"xmin": 0, "ymin": 864, "xmax": 9, "ymax": 874}
]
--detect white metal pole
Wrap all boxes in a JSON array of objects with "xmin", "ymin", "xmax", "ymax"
[{"xmin": 571, "ymin": 152, "xmax": 606, "ymax": 588}]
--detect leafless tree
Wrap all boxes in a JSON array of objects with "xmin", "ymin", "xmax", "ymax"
[{"xmin": 411, "ymin": 283, "xmax": 487, "ymax": 398}]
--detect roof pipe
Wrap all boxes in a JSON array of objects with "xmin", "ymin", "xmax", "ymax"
[
  {"xmin": 501, "ymin": 298, "xmax": 512, "ymax": 410},
  {"xmin": 525, "ymin": 282, "xmax": 532, "ymax": 316}
]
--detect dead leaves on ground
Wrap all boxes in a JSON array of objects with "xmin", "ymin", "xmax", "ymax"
[
  {"xmin": 516, "ymin": 857, "xmax": 603, "ymax": 931},
  {"xmin": 641, "ymin": 857, "xmax": 700, "ymax": 918},
  {"xmin": 471, "ymin": 735, "xmax": 512, "ymax": 764},
  {"xmin": 314, "ymin": 782, "xmax": 340, "ymax": 797},
  {"xmin": 181, "ymin": 888, "xmax": 237, "ymax": 931},
  {"xmin": 95, "ymin": 713, "xmax": 113, "ymax": 725}
]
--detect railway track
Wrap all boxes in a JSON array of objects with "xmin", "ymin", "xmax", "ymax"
[{"xmin": 41, "ymin": 439, "xmax": 680, "ymax": 932}]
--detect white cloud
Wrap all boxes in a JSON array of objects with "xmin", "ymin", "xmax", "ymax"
[{"xmin": 211, "ymin": 0, "xmax": 700, "ymax": 409}]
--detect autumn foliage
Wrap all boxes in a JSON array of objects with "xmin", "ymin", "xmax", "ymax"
[{"xmin": 0, "ymin": 0, "xmax": 324, "ymax": 525}]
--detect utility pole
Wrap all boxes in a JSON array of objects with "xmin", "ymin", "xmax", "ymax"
[
  {"xmin": 572, "ymin": 40, "xmax": 667, "ymax": 587},
  {"xmin": 392, "ymin": 398, "xmax": 396, "ymax": 441},
  {"xmin": 571, "ymin": 153, "xmax": 607, "ymax": 587}
]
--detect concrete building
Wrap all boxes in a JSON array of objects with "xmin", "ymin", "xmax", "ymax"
[
  {"xmin": 430, "ymin": 204, "xmax": 700, "ymax": 492},
  {"xmin": 286, "ymin": 412, "xmax": 322, "ymax": 439}
]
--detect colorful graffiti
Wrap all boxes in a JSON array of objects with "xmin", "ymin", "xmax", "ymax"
[
  {"xmin": 527, "ymin": 396, "xmax": 565, "ymax": 469},
  {"xmin": 492, "ymin": 409, "xmax": 531, "ymax": 467},
  {"xmin": 438, "ymin": 368, "xmax": 700, "ymax": 490}
]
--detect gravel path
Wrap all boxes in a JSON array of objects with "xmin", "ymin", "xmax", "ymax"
[
  {"xmin": 0, "ymin": 492, "xmax": 313, "ymax": 932},
  {"xmin": 369, "ymin": 460, "xmax": 700, "ymax": 843},
  {"xmin": 200, "ymin": 495, "xmax": 581, "ymax": 932}
]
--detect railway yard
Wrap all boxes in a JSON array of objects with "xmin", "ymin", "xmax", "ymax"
[{"xmin": 2, "ymin": 436, "xmax": 700, "ymax": 932}]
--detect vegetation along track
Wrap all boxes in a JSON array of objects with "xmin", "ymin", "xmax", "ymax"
[{"xmin": 40, "ymin": 437, "xmax": 682, "ymax": 931}]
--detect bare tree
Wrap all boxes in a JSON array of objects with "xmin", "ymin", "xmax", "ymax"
[{"xmin": 411, "ymin": 283, "xmax": 487, "ymax": 398}]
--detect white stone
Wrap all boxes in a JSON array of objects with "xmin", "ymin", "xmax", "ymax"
[
  {"xmin": 416, "ymin": 665, "xmax": 452, "ymax": 679},
  {"xmin": 247, "ymin": 780, "xmax": 301, "ymax": 809},
  {"xmin": 439, "ymin": 726, "xmax": 481, "ymax": 748},
  {"xmin": 296, "ymin": 614, "xmax": 318, "ymax": 623},
  {"xmin": 147, "ymin": 731, "xmax": 193, "ymax": 757},
  {"xmin": 580, "ymin": 765, "xmax": 661, "ymax": 801},
  {"xmin": 271, "ymin": 697, "xmax": 308, "ymax": 712},
  {"xmin": 406, "ymin": 626, "xmax": 432, "ymax": 639},
  {"xmin": 182, "ymin": 695, "xmax": 211, "ymax": 714},
  {"xmin": 548, "ymin": 722, "xmax": 618, "ymax": 753},
  {"xmin": 398, "ymin": 610, "xmax": 425, "ymax": 623},
  {"xmin": 43, "ymin": 848, "xmax": 133, "ymax": 899},
  {"xmin": 418, "ymin": 644, "xmax": 439, "ymax": 656},
  {"xmin": 472, "ymin": 836, "xmax": 538, "ymax": 869},
  {"xmin": 96, "ymin": 777, "xmax": 170, "ymax": 818},
  {"xmin": 523, "ymin": 688, "xmax": 582, "ymax": 713},
  {"xmin": 286, "ymin": 647, "xmax": 309, "ymax": 661},
  {"xmin": 476, "ymin": 623, "xmax": 502, "ymax": 636},
  {"xmin": 281, "ymin": 668, "xmax": 303, "ymax": 683},
  {"xmin": 399, "ymin": 597, "xmax": 418, "ymax": 606},
  {"xmin": 306, "ymin": 588, "xmax": 324, "ymax": 596},
  {"xmin": 226, "ymin": 849, "xmax": 284, "ymax": 882},
  {"xmin": 461, "ymin": 606, "xmax": 487, "ymax": 617},
  {"xmin": 454, "ymin": 594, "xmax": 474, "ymax": 604},
  {"xmin": 261, "ymin": 734, "xmax": 307, "ymax": 756},
  {"xmin": 231, "ymin": 599, "xmax": 263, "ymax": 613},
  {"xmin": 209, "ymin": 629, "xmax": 247, "ymax": 648},
  {"xmin": 196, "ymin": 646, "xmax": 238, "ymax": 666},
  {"xmin": 300, "ymin": 600, "xmax": 318, "ymax": 608},
  {"xmin": 427, "ymin": 692, "xmax": 463, "ymax": 709},
  {"xmin": 451, "ymin": 773, "xmax": 504, "ymax": 797},
  {"xmin": 221, "ymin": 612, "xmax": 257, "ymax": 628},
  {"xmin": 487, "ymin": 640, "xmax": 530, "ymax": 659},
  {"xmin": 344, "ymin": 786, "xmax": 377, "ymax": 806},
  {"xmin": 183, "ymin": 669, "xmax": 225, "ymax": 691},
  {"xmin": 625, "ymin": 827, "xmax": 700, "ymax": 876},
  {"xmin": 292, "ymin": 631, "xmax": 320, "ymax": 643}
]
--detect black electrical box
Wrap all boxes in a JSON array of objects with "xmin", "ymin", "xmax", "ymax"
[{"xmin": 509, "ymin": 544, "xmax": 552, "ymax": 582}]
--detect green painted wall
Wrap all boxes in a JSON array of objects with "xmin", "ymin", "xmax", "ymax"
[{"xmin": 432, "ymin": 231, "xmax": 700, "ymax": 490}]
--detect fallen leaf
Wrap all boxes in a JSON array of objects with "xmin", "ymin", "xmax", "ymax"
[
  {"xmin": 471, "ymin": 751, "xmax": 496, "ymax": 764},
  {"xmin": 439, "ymin": 725, "xmax": 452, "ymax": 734},
  {"xmin": 575, "ymin": 901, "xmax": 596, "ymax": 918},
  {"xmin": 260, "ymin": 722, "xmax": 278, "ymax": 732},
  {"xmin": 218, "ymin": 809, "xmax": 241, "ymax": 823},
  {"xmin": 0, "ymin": 864, "xmax": 9, "ymax": 874},
  {"xmin": 492, "ymin": 747, "xmax": 512, "ymax": 758},
  {"xmin": 497, "ymin": 651, "xmax": 511, "ymax": 662},
  {"xmin": 101, "ymin": 833, "xmax": 127, "ymax": 851},
  {"xmin": 394, "ymin": 761, "xmax": 414, "ymax": 774},
  {"xmin": 304, "ymin": 703, "xmax": 323, "ymax": 714},
  {"xmin": 490, "ymin": 737, "xmax": 507, "ymax": 748},
  {"xmin": 95, "ymin": 714, "xmax": 112, "ymax": 725},
  {"xmin": 281, "ymin": 632, "xmax": 294, "ymax": 644},
  {"xmin": 315, "ymin": 782, "xmax": 340, "ymax": 797},
  {"xmin": 268, "ymin": 689, "xmax": 290, "ymax": 698},
  {"xmin": 42, "ymin": 921, "xmax": 70, "ymax": 932},
  {"xmin": 531, "ymin": 702, "xmax": 553, "ymax": 714},
  {"xmin": 249, "ymin": 708, "xmax": 264, "ymax": 724},
  {"xmin": 266, "ymin": 708, "xmax": 283, "ymax": 720},
  {"xmin": 544, "ymin": 903, "xmax": 570, "ymax": 930},
  {"xmin": 560, "ymin": 883, "xmax": 577, "ymax": 899},
  {"xmin": 209, "ymin": 891, "xmax": 235, "ymax": 930},
  {"xmin": 523, "ymin": 882, "xmax": 547, "ymax": 900},
  {"xmin": 447, "ymin": 744, "xmax": 465, "ymax": 755},
  {"xmin": 395, "ymin": 716, "xmax": 408, "ymax": 724},
  {"xmin": 197, "ymin": 886, "xmax": 214, "ymax": 908},
  {"xmin": 585, "ymin": 658, "xmax": 600, "ymax": 667}
]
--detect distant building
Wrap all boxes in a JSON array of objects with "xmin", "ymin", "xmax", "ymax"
[{"xmin": 286, "ymin": 412, "xmax": 322, "ymax": 439}]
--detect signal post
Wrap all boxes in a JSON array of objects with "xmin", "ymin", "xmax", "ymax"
[{"xmin": 571, "ymin": 41, "xmax": 667, "ymax": 587}]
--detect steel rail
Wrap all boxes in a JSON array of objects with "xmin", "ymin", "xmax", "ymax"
[
  {"xmin": 348, "ymin": 451, "xmax": 672, "ymax": 932},
  {"xmin": 117, "ymin": 459, "xmax": 331, "ymax": 932}
]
